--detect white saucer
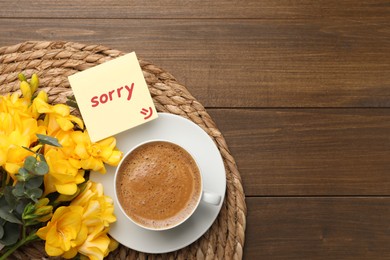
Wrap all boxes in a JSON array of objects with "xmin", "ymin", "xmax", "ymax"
[{"xmin": 90, "ymin": 113, "xmax": 226, "ymax": 254}]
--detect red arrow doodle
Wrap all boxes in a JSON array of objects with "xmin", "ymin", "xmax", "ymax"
[{"xmin": 140, "ymin": 107, "xmax": 153, "ymax": 119}]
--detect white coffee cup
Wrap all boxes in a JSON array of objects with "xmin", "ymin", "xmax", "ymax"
[{"xmin": 114, "ymin": 140, "xmax": 221, "ymax": 231}]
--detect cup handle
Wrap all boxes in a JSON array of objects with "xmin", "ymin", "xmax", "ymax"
[{"xmin": 201, "ymin": 191, "xmax": 221, "ymax": 205}]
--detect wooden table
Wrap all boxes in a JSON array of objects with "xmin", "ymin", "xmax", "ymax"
[{"xmin": 1, "ymin": 1, "xmax": 389, "ymax": 259}]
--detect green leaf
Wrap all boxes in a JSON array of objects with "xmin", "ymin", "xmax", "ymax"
[
  {"xmin": 33, "ymin": 161, "xmax": 48, "ymax": 176},
  {"xmin": 36, "ymin": 134, "xmax": 62, "ymax": 147},
  {"xmin": 3, "ymin": 187, "xmax": 17, "ymax": 209},
  {"xmin": 25, "ymin": 188, "xmax": 42, "ymax": 202},
  {"xmin": 12, "ymin": 182, "xmax": 25, "ymax": 197},
  {"xmin": 0, "ymin": 224, "xmax": 4, "ymax": 238},
  {"xmin": 66, "ymin": 96, "xmax": 79, "ymax": 110},
  {"xmin": 0, "ymin": 222, "xmax": 20, "ymax": 246},
  {"xmin": 22, "ymin": 146, "xmax": 35, "ymax": 154},
  {"xmin": 25, "ymin": 176, "xmax": 43, "ymax": 189},
  {"xmin": 14, "ymin": 200, "xmax": 28, "ymax": 216},
  {"xmin": 0, "ymin": 207, "xmax": 22, "ymax": 224},
  {"xmin": 16, "ymin": 167, "xmax": 29, "ymax": 182},
  {"xmin": 0, "ymin": 197, "xmax": 6, "ymax": 207},
  {"xmin": 24, "ymin": 156, "xmax": 37, "ymax": 172}
]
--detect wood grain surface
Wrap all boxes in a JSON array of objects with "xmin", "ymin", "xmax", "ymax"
[
  {"xmin": 209, "ymin": 109, "xmax": 390, "ymax": 196},
  {"xmin": 1, "ymin": 0, "xmax": 389, "ymax": 259},
  {"xmin": 0, "ymin": 18, "xmax": 388, "ymax": 107},
  {"xmin": 245, "ymin": 197, "xmax": 390, "ymax": 259}
]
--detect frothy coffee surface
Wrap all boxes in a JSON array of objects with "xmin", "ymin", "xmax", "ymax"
[{"xmin": 116, "ymin": 141, "xmax": 201, "ymax": 229}]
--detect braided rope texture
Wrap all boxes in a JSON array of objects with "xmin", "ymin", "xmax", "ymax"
[{"xmin": 0, "ymin": 41, "xmax": 247, "ymax": 260}]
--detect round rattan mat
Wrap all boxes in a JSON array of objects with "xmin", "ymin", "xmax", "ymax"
[{"xmin": 0, "ymin": 41, "xmax": 246, "ymax": 260}]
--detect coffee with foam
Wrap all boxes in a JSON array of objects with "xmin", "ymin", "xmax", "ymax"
[{"xmin": 116, "ymin": 141, "xmax": 201, "ymax": 230}]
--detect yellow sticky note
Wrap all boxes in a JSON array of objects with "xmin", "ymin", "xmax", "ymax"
[{"xmin": 68, "ymin": 52, "xmax": 158, "ymax": 142}]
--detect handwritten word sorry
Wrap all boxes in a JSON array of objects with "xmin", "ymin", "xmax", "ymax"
[{"xmin": 91, "ymin": 83, "xmax": 134, "ymax": 107}]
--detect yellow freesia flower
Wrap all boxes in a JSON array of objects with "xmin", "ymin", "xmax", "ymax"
[
  {"xmin": 1, "ymin": 74, "xmax": 122, "ymax": 259},
  {"xmin": 0, "ymin": 92, "xmax": 29, "ymax": 115},
  {"xmin": 41, "ymin": 128, "xmax": 76, "ymax": 162},
  {"xmin": 0, "ymin": 93, "xmax": 44, "ymax": 180},
  {"xmin": 42, "ymin": 126, "xmax": 122, "ymax": 195},
  {"xmin": 77, "ymin": 225, "xmax": 111, "ymax": 260},
  {"xmin": 38, "ymin": 181, "xmax": 116, "ymax": 259},
  {"xmin": 71, "ymin": 131, "xmax": 122, "ymax": 173},
  {"xmin": 71, "ymin": 181, "xmax": 116, "ymax": 227},
  {"xmin": 44, "ymin": 148, "xmax": 85, "ymax": 195},
  {"xmin": 32, "ymin": 92, "xmax": 84, "ymax": 136},
  {"xmin": 36, "ymin": 205, "xmax": 88, "ymax": 258},
  {"xmin": 71, "ymin": 181, "xmax": 116, "ymax": 260},
  {"xmin": 29, "ymin": 90, "xmax": 48, "ymax": 119},
  {"xmin": 0, "ymin": 130, "xmax": 31, "ymax": 176},
  {"xmin": 0, "ymin": 100, "xmax": 45, "ymax": 180}
]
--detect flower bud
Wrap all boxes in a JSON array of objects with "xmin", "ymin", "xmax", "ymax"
[
  {"xmin": 30, "ymin": 74, "xmax": 39, "ymax": 93},
  {"xmin": 20, "ymin": 81, "xmax": 32, "ymax": 100},
  {"xmin": 22, "ymin": 198, "xmax": 53, "ymax": 225},
  {"xmin": 18, "ymin": 73, "xmax": 27, "ymax": 82}
]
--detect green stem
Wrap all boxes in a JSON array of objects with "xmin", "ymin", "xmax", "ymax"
[
  {"xmin": 22, "ymin": 225, "xmax": 26, "ymax": 240},
  {"xmin": 0, "ymin": 231, "xmax": 38, "ymax": 260}
]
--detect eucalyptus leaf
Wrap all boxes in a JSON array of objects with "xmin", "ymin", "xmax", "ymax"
[
  {"xmin": 36, "ymin": 134, "xmax": 62, "ymax": 147},
  {"xmin": 33, "ymin": 161, "xmax": 48, "ymax": 176},
  {"xmin": 24, "ymin": 156, "xmax": 37, "ymax": 172},
  {"xmin": 0, "ymin": 222, "xmax": 20, "ymax": 246},
  {"xmin": 16, "ymin": 167, "xmax": 29, "ymax": 182},
  {"xmin": 25, "ymin": 188, "xmax": 42, "ymax": 201},
  {"xmin": 0, "ymin": 207, "xmax": 22, "ymax": 224},
  {"xmin": 12, "ymin": 182, "xmax": 25, "ymax": 197},
  {"xmin": 25, "ymin": 176, "xmax": 43, "ymax": 189},
  {"xmin": 22, "ymin": 146, "xmax": 35, "ymax": 154}
]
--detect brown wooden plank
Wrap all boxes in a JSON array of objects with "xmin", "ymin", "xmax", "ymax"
[
  {"xmin": 0, "ymin": 19, "xmax": 389, "ymax": 108},
  {"xmin": 0, "ymin": 0, "xmax": 388, "ymax": 19},
  {"xmin": 244, "ymin": 197, "xmax": 390, "ymax": 259},
  {"xmin": 208, "ymin": 108, "xmax": 390, "ymax": 196}
]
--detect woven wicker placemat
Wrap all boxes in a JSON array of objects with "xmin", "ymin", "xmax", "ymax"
[{"xmin": 0, "ymin": 41, "xmax": 247, "ymax": 260}]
